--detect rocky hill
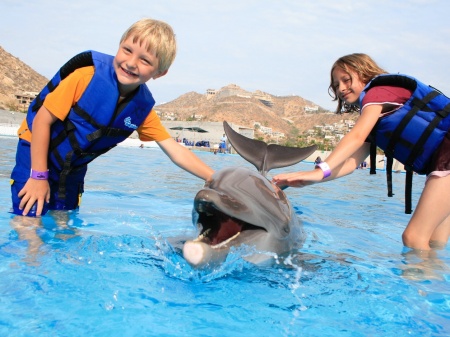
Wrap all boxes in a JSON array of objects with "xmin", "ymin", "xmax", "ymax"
[
  {"xmin": 0, "ymin": 46, "xmax": 48, "ymax": 111},
  {"xmin": 155, "ymin": 84, "xmax": 350, "ymax": 138},
  {"xmin": 0, "ymin": 45, "xmax": 355, "ymax": 139}
]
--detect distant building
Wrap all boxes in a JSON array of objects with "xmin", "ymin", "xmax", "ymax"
[
  {"xmin": 214, "ymin": 84, "xmax": 248, "ymax": 99},
  {"xmin": 272, "ymin": 131, "xmax": 285, "ymax": 138},
  {"xmin": 206, "ymin": 89, "xmax": 216, "ymax": 100},
  {"xmin": 206, "ymin": 85, "xmax": 273, "ymax": 106},
  {"xmin": 161, "ymin": 121, "xmax": 253, "ymax": 145},
  {"xmin": 259, "ymin": 126, "xmax": 272, "ymax": 135},
  {"xmin": 156, "ymin": 110, "xmax": 177, "ymax": 121},
  {"xmin": 15, "ymin": 91, "xmax": 38, "ymax": 110},
  {"xmin": 305, "ymin": 105, "xmax": 319, "ymax": 112}
]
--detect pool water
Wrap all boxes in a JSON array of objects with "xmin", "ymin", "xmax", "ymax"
[{"xmin": 0, "ymin": 136, "xmax": 449, "ymax": 336}]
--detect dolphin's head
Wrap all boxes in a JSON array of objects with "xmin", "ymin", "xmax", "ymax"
[
  {"xmin": 192, "ymin": 167, "xmax": 293, "ymax": 247},
  {"xmin": 183, "ymin": 121, "xmax": 313, "ymax": 268}
]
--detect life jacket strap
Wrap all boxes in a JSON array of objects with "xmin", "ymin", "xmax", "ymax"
[
  {"xmin": 31, "ymin": 79, "xmax": 55, "ymax": 113},
  {"xmin": 32, "ymin": 51, "xmax": 94, "ymax": 114},
  {"xmin": 405, "ymin": 169, "xmax": 413, "ymax": 214},
  {"xmin": 72, "ymin": 104, "xmax": 104, "ymax": 129},
  {"xmin": 385, "ymin": 91, "xmax": 439, "ymax": 159},
  {"xmin": 72, "ymin": 104, "xmax": 131, "ymax": 142},
  {"xmin": 58, "ymin": 150, "xmax": 74, "ymax": 200},
  {"xmin": 86, "ymin": 128, "xmax": 131, "ymax": 142},
  {"xmin": 59, "ymin": 51, "xmax": 94, "ymax": 79},
  {"xmin": 386, "ymin": 156, "xmax": 394, "ymax": 198},
  {"xmin": 405, "ymin": 102, "xmax": 450, "ymax": 171},
  {"xmin": 369, "ymin": 141, "xmax": 377, "ymax": 175}
]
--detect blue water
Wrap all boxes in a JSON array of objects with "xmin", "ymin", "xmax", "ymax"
[{"xmin": 0, "ymin": 136, "xmax": 449, "ymax": 337}]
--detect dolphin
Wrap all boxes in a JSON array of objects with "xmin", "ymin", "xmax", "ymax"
[{"xmin": 182, "ymin": 121, "xmax": 317, "ymax": 268}]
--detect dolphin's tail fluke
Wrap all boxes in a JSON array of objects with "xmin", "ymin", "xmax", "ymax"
[{"xmin": 224, "ymin": 121, "xmax": 317, "ymax": 175}]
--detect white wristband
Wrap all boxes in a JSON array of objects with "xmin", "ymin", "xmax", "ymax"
[{"xmin": 315, "ymin": 162, "xmax": 331, "ymax": 179}]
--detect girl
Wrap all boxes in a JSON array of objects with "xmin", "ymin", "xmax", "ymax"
[{"xmin": 272, "ymin": 53, "xmax": 450, "ymax": 251}]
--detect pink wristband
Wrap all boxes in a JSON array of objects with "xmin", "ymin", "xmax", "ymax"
[
  {"xmin": 30, "ymin": 169, "xmax": 49, "ymax": 180},
  {"xmin": 315, "ymin": 162, "xmax": 331, "ymax": 179}
]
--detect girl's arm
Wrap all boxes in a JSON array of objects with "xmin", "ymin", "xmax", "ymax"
[
  {"xmin": 157, "ymin": 137, "xmax": 214, "ymax": 180},
  {"xmin": 18, "ymin": 106, "xmax": 58, "ymax": 216},
  {"xmin": 272, "ymin": 104, "xmax": 382, "ymax": 187}
]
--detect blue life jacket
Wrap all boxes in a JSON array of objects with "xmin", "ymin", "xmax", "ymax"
[
  {"xmin": 360, "ymin": 74, "xmax": 450, "ymax": 174},
  {"xmin": 359, "ymin": 74, "xmax": 450, "ymax": 213},
  {"xmin": 25, "ymin": 50, "xmax": 155, "ymax": 198}
]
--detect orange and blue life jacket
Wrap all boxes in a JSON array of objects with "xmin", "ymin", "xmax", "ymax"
[{"xmin": 23, "ymin": 50, "xmax": 155, "ymax": 198}]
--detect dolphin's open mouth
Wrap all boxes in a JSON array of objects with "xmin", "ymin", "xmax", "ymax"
[{"xmin": 196, "ymin": 205, "xmax": 264, "ymax": 248}]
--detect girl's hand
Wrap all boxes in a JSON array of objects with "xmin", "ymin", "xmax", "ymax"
[
  {"xmin": 17, "ymin": 178, "xmax": 51, "ymax": 216},
  {"xmin": 272, "ymin": 169, "xmax": 324, "ymax": 188}
]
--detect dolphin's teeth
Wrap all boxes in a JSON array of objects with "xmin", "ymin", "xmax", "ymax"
[
  {"xmin": 211, "ymin": 232, "xmax": 241, "ymax": 249},
  {"xmin": 195, "ymin": 228, "xmax": 211, "ymax": 241}
]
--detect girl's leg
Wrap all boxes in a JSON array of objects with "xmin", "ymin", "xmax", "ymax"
[
  {"xmin": 402, "ymin": 175, "xmax": 450, "ymax": 250},
  {"xmin": 430, "ymin": 214, "xmax": 450, "ymax": 249}
]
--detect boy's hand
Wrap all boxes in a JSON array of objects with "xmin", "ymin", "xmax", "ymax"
[{"xmin": 17, "ymin": 178, "xmax": 51, "ymax": 216}]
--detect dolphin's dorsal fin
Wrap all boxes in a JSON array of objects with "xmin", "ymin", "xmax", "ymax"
[{"xmin": 224, "ymin": 121, "xmax": 317, "ymax": 176}]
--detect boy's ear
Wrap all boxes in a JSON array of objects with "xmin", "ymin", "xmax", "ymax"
[{"xmin": 153, "ymin": 70, "xmax": 168, "ymax": 80}]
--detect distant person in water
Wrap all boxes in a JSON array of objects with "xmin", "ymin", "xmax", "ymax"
[
  {"xmin": 273, "ymin": 53, "xmax": 450, "ymax": 251},
  {"xmin": 10, "ymin": 18, "xmax": 213, "ymax": 217},
  {"xmin": 219, "ymin": 133, "xmax": 227, "ymax": 153},
  {"xmin": 314, "ymin": 156, "xmax": 322, "ymax": 165}
]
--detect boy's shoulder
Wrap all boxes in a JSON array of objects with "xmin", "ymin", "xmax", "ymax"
[
  {"xmin": 73, "ymin": 65, "xmax": 95, "ymax": 78},
  {"xmin": 46, "ymin": 65, "xmax": 96, "ymax": 107},
  {"xmin": 60, "ymin": 65, "xmax": 95, "ymax": 89}
]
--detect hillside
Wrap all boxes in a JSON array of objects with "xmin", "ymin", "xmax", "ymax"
[
  {"xmin": 0, "ymin": 45, "xmax": 355, "ymax": 138},
  {"xmin": 0, "ymin": 46, "xmax": 48, "ymax": 111},
  {"xmin": 155, "ymin": 84, "xmax": 350, "ymax": 138}
]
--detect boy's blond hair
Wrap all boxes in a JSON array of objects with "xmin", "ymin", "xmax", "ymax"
[
  {"xmin": 120, "ymin": 18, "xmax": 177, "ymax": 73},
  {"xmin": 328, "ymin": 53, "xmax": 387, "ymax": 114}
]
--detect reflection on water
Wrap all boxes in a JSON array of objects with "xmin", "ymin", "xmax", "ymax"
[
  {"xmin": 400, "ymin": 248, "xmax": 450, "ymax": 281},
  {"xmin": 9, "ymin": 210, "xmax": 79, "ymax": 266}
]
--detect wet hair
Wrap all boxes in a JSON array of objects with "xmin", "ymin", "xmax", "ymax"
[
  {"xmin": 120, "ymin": 18, "xmax": 177, "ymax": 73},
  {"xmin": 328, "ymin": 53, "xmax": 387, "ymax": 114}
]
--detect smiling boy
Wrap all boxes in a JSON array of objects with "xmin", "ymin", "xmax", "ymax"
[{"xmin": 10, "ymin": 18, "xmax": 213, "ymax": 217}]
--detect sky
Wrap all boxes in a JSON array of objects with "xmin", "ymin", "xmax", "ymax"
[{"xmin": 1, "ymin": 0, "xmax": 450, "ymax": 111}]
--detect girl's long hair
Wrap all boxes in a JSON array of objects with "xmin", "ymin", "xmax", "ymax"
[{"xmin": 328, "ymin": 53, "xmax": 387, "ymax": 114}]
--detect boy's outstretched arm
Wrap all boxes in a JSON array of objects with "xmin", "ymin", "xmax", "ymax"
[{"xmin": 157, "ymin": 138, "xmax": 214, "ymax": 180}]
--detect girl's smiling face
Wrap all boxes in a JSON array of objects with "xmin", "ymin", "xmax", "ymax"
[
  {"xmin": 332, "ymin": 67, "xmax": 366, "ymax": 106},
  {"xmin": 114, "ymin": 36, "xmax": 167, "ymax": 96}
]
